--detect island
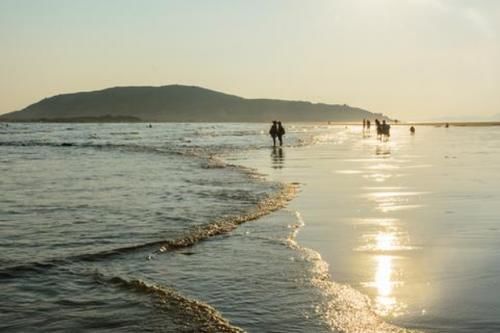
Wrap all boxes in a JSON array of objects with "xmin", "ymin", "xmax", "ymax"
[{"xmin": 0, "ymin": 85, "xmax": 388, "ymax": 122}]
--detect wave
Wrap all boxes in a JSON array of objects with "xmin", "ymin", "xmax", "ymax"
[
  {"xmin": 193, "ymin": 128, "xmax": 262, "ymax": 138},
  {"xmin": 109, "ymin": 131, "xmax": 140, "ymax": 135},
  {"xmin": 0, "ymin": 140, "xmax": 218, "ymax": 161},
  {"xmin": 0, "ymin": 139, "xmax": 270, "ymax": 165},
  {"xmin": 0, "ymin": 182, "xmax": 297, "ymax": 279},
  {"xmin": 151, "ymin": 183, "xmax": 296, "ymax": 256},
  {"xmin": 95, "ymin": 273, "xmax": 245, "ymax": 333}
]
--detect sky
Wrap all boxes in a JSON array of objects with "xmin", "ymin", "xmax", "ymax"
[{"xmin": 1, "ymin": 0, "xmax": 499, "ymax": 121}]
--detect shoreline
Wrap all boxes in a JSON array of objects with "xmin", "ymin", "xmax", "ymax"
[
  {"xmin": 225, "ymin": 126, "xmax": 422, "ymax": 333},
  {"xmin": 2, "ymin": 119, "xmax": 499, "ymax": 127},
  {"xmin": 328, "ymin": 121, "xmax": 500, "ymax": 127},
  {"xmin": 396, "ymin": 121, "xmax": 500, "ymax": 127}
]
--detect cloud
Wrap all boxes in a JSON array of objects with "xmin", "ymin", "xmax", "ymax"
[{"xmin": 410, "ymin": 0, "xmax": 495, "ymax": 38}]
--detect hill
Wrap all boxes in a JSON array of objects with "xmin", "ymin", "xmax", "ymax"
[{"xmin": 0, "ymin": 85, "xmax": 388, "ymax": 122}]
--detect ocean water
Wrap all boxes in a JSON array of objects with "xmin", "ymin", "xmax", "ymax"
[{"xmin": 1, "ymin": 123, "xmax": 499, "ymax": 332}]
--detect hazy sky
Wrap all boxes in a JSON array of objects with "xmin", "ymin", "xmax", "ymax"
[{"xmin": 1, "ymin": 0, "xmax": 499, "ymax": 120}]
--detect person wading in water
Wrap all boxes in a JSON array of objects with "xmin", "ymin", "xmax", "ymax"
[
  {"xmin": 382, "ymin": 120, "xmax": 391, "ymax": 140},
  {"xmin": 269, "ymin": 121, "xmax": 278, "ymax": 146},
  {"xmin": 277, "ymin": 121, "xmax": 285, "ymax": 146}
]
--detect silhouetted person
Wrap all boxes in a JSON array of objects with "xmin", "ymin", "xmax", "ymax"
[
  {"xmin": 363, "ymin": 119, "xmax": 366, "ymax": 130},
  {"xmin": 375, "ymin": 119, "xmax": 382, "ymax": 139},
  {"xmin": 277, "ymin": 121, "xmax": 285, "ymax": 146},
  {"xmin": 410, "ymin": 126, "xmax": 415, "ymax": 134},
  {"xmin": 445, "ymin": 123, "xmax": 449, "ymax": 128},
  {"xmin": 366, "ymin": 120, "xmax": 371, "ymax": 131},
  {"xmin": 382, "ymin": 120, "xmax": 390, "ymax": 139},
  {"xmin": 269, "ymin": 121, "xmax": 278, "ymax": 146}
]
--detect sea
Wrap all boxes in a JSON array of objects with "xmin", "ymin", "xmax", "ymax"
[{"xmin": 1, "ymin": 122, "xmax": 499, "ymax": 333}]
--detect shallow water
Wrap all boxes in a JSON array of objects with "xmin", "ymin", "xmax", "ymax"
[
  {"xmin": 1, "ymin": 122, "xmax": 499, "ymax": 332},
  {"xmin": 229, "ymin": 125, "xmax": 500, "ymax": 333},
  {"xmin": 0, "ymin": 123, "xmax": 335, "ymax": 332}
]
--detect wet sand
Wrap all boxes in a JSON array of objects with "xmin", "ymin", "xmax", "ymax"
[
  {"xmin": 228, "ymin": 124, "xmax": 500, "ymax": 332},
  {"xmin": 402, "ymin": 121, "xmax": 500, "ymax": 127}
]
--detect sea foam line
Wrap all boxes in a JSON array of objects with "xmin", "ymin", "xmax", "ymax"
[
  {"xmin": 94, "ymin": 272, "xmax": 245, "ymax": 333},
  {"xmin": 0, "ymin": 182, "xmax": 298, "ymax": 278}
]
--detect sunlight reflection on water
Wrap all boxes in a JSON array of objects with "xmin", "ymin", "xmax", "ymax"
[
  {"xmin": 363, "ymin": 191, "xmax": 427, "ymax": 213},
  {"xmin": 361, "ymin": 239, "xmax": 407, "ymax": 317},
  {"xmin": 356, "ymin": 217, "xmax": 413, "ymax": 317},
  {"xmin": 372, "ymin": 255, "xmax": 405, "ymax": 316}
]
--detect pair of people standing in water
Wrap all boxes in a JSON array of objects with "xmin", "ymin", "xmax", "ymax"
[
  {"xmin": 374, "ymin": 119, "xmax": 390, "ymax": 140},
  {"xmin": 269, "ymin": 121, "xmax": 285, "ymax": 146}
]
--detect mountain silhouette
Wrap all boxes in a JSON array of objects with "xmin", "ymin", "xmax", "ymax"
[{"xmin": 0, "ymin": 85, "xmax": 388, "ymax": 122}]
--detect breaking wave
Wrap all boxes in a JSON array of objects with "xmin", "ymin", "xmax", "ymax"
[
  {"xmin": 95, "ymin": 273, "xmax": 245, "ymax": 333},
  {"xmin": 0, "ymin": 182, "xmax": 297, "ymax": 279}
]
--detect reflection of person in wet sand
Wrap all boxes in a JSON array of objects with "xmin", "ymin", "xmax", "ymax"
[
  {"xmin": 269, "ymin": 121, "xmax": 278, "ymax": 146},
  {"xmin": 271, "ymin": 146, "xmax": 285, "ymax": 169},
  {"xmin": 376, "ymin": 145, "xmax": 391, "ymax": 156}
]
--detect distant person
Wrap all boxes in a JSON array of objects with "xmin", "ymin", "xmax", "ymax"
[
  {"xmin": 410, "ymin": 126, "xmax": 415, "ymax": 134},
  {"xmin": 366, "ymin": 120, "xmax": 371, "ymax": 131},
  {"xmin": 363, "ymin": 119, "xmax": 366, "ymax": 130},
  {"xmin": 148, "ymin": 123, "xmax": 152, "ymax": 128},
  {"xmin": 445, "ymin": 123, "xmax": 450, "ymax": 128},
  {"xmin": 277, "ymin": 121, "xmax": 285, "ymax": 146},
  {"xmin": 382, "ymin": 120, "xmax": 390, "ymax": 139},
  {"xmin": 269, "ymin": 120, "xmax": 278, "ymax": 146},
  {"xmin": 375, "ymin": 119, "xmax": 382, "ymax": 139}
]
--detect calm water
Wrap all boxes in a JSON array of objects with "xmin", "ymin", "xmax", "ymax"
[
  {"xmin": 1, "ymin": 123, "xmax": 499, "ymax": 332},
  {"xmin": 229, "ymin": 125, "xmax": 500, "ymax": 333}
]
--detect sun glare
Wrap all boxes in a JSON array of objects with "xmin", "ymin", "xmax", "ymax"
[{"xmin": 374, "ymin": 255, "xmax": 398, "ymax": 316}]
